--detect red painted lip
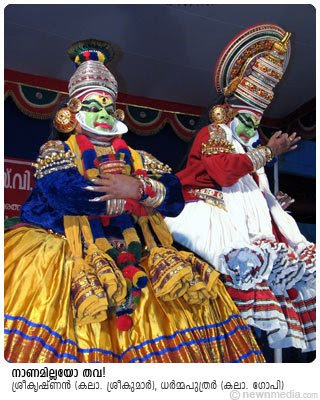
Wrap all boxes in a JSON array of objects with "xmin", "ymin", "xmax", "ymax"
[
  {"xmin": 93, "ymin": 122, "xmax": 113, "ymax": 130},
  {"xmin": 239, "ymin": 132, "xmax": 249, "ymax": 141}
]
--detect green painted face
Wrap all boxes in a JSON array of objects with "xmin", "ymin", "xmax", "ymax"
[
  {"xmin": 81, "ymin": 93, "xmax": 116, "ymax": 132},
  {"xmin": 234, "ymin": 113, "xmax": 260, "ymax": 143}
]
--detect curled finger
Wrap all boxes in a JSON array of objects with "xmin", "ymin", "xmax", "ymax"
[
  {"xmin": 292, "ymin": 136, "xmax": 301, "ymax": 144},
  {"xmin": 274, "ymin": 130, "xmax": 282, "ymax": 138},
  {"xmin": 91, "ymin": 177, "xmax": 111, "ymax": 186},
  {"xmin": 289, "ymin": 132, "xmax": 297, "ymax": 139},
  {"xmin": 85, "ymin": 186, "xmax": 110, "ymax": 193},
  {"xmin": 89, "ymin": 194, "xmax": 114, "ymax": 202}
]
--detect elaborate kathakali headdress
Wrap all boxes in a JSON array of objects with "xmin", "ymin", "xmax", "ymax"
[
  {"xmin": 214, "ymin": 23, "xmax": 291, "ymax": 114},
  {"xmin": 54, "ymin": 39, "xmax": 126, "ymax": 135},
  {"xmin": 67, "ymin": 38, "xmax": 118, "ymax": 101}
]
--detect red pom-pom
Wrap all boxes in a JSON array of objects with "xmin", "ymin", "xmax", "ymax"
[
  {"xmin": 145, "ymin": 186, "xmax": 156, "ymax": 198},
  {"xmin": 132, "ymin": 289, "xmax": 141, "ymax": 297},
  {"xmin": 124, "ymin": 199, "xmax": 148, "ymax": 216},
  {"xmin": 124, "ymin": 199, "xmax": 134, "ymax": 212},
  {"xmin": 117, "ymin": 251, "xmax": 136, "ymax": 265},
  {"xmin": 116, "ymin": 314, "xmax": 132, "ymax": 331},
  {"xmin": 112, "ymin": 138, "xmax": 128, "ymax": 151},
  {"xmin": 83, "ymin": 50, "xmax": 91, "ymax": 61},
  {"xmin": 135, "ymin": 169, "xmax": 147, "ymax": 177},
  {"xmin": 287, "ymin": 288, "xmax": 299, "ymax": 300},
  {"xmin": 122, "ymin": 265, "xmax": 140, "ymax": 280}
]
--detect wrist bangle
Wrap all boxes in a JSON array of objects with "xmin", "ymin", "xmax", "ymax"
[
  {"xmin": 143, "ymin": 179, "xmax": 166, "ymax": 208},
  {"xmin": 258, "ymin": 145, "xmax": 273, "ymax": 163},
  {"xmin": 136, "ymin": 178, "xmax": 145, "ymax": 200},
  {"xmin": 136, "ymin": 176, "xmax": 148, "ymax": 200},
  {"xmin": 138, "ymin": 177, "xmax": 166, "ymax": 208},
  {"xmin": 264, "ymin": 145, "xmax": 274, "ymax": 161},
  {"xmin": 106, "ymin": 199, "xmax": 125, "ymax": 216},
  {"xmin": 246, "ymin": 145, "xmax": 274, "ymax": 172}
]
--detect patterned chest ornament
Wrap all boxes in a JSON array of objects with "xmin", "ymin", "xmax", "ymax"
[{"xmin": 201, "ymin": 123, "xmax": 235, "ymax": 156}]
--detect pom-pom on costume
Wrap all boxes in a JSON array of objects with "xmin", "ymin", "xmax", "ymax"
[
  {"xmin": 166, "ymin": 24, "xmax": 316, "ymax": 352},
  {"xmin": 4, "ymin": 39, "xmax": 264, "ymax": 363}
]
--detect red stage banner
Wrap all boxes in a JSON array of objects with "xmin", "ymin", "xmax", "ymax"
[{"xmin": 4, "ymin": 158, "xmax": 34, "ymax": 219}]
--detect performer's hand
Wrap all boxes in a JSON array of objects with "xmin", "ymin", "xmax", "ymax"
[
  {"xmin": 267, "ymin": 131, "xmax": 301, "ymax": 156},
  {"xmin": 276, "ymin": 191, "xmax": 295, "ymax": 210},
  {"xmin": 85, "ymin": 174, "xmax": 142, "ymax": 202}
]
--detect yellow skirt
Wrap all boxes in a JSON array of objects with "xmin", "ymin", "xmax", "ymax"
[{"xmin": 4, "ymin": 226, "xmax": 265, "ymax": 363}]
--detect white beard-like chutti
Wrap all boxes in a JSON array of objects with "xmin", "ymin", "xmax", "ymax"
[
  {"xmin": 76, "ymin": 111, "xmax": 128, "ymax": 137},
  {"xmin": 229, "ymin": 117, "xmax": 259, "ymax": 148}
]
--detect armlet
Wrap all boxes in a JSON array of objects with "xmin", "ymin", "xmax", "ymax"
[
  {"xmin": 32, "ymin": 140, "xmax": 76, "ymax": 179},
  {"xmin": 137, "ymin": 150, "xmax": 172, "ymax": 175},
  {"xmin": 201, "ymin": 124, "xmax": 235, "ymax": 156}
]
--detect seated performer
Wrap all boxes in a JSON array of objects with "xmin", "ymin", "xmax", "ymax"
[
  {"xmin": 4, "ymin": 39, "xmax": 265, "ymax": 363},
  {"xmin": 166, "ymin": 24, "xmax": 316, "ymax": 352}
]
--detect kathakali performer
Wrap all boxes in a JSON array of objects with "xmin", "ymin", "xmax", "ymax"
[
  {"xmin": 4, "ymin": 39, "xmax": 264, "ymax": 363},
  {"xmin": 166, "ymin": 24, "xmax": 316, "ymax": 352}
]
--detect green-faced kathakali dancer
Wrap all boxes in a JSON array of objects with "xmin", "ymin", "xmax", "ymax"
[
  {"xmin": 166, "ymin": 23, "xmax": 316, "ymax": 353},
  {"xmin": 4, "ymin": 39, "xmax": 265, "ymax": 363}
]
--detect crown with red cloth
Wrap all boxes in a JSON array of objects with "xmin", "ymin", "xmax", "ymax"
[
  {"xmin": 67, "ymin": 39, "xmax": 118, "ymax": 101},
  {"xmin": 214, "ymin": 23, "xmax": 291, "ymax": 113}
]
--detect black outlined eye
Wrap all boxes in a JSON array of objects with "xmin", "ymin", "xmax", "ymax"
[
  {"xmin": 89, "ymin": 106, "xmax": 100, "ymax": 112},
  {"xmin": 238, "ymin": 115, "xmax": 253, "ymax": 128}
]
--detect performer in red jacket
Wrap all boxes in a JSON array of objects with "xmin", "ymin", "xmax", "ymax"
[{"xmin": 166, "ymin": 23, "xmax": 316, "ymax": 352}]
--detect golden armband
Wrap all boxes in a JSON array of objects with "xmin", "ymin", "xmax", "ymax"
[
  {"xmin": 246, "ymin": 145, "xmax": 273, "ymax": 172},
  {"xmin": 138, "ymin": 177, "xmax": 166, "ymax": 209}
]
